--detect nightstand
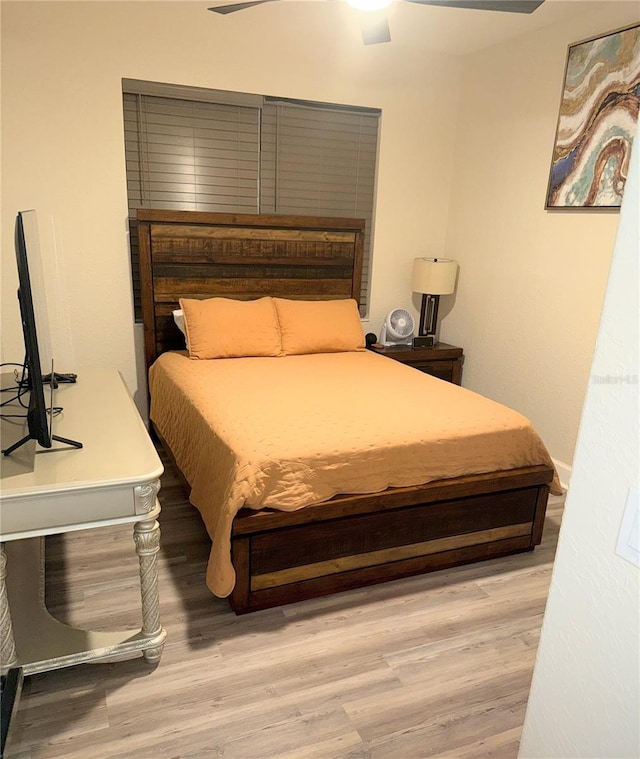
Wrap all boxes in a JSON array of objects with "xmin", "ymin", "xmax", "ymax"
[{"xmin": 370, "ymin": 342, "xmax": 464, "ymax": 385}]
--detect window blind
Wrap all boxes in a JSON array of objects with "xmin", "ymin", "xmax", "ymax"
[
  {"xmin": 260, "ymin": 100, "xmax": 378, "ymax": 313},
  {"xmin": 123, "ymin": 91, "xmax": 261, "ymax": 318},
  {"xmin": 123, "ymin": 83, "xmax": 379, "ymax": 320}
]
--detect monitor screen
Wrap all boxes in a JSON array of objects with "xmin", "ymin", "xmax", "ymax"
[{"xmin": 14, "ymin": 210, "xmax": 52, "ymax": 448}]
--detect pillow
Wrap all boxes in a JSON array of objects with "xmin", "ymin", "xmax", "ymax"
[
  {"xmin": 179, "ymin": 297, "xmax": 282, "ymax": 359},
  {"xmin": 274, "ymin": 298, "xmax": 365, "ymax": 355},
  {"xmin": 172, "ymin": 309, "xmax": 186, "ymax": 337}
]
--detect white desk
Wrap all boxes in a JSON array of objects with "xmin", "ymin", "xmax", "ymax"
[{"xmin": 0, "ymin": 369, "xmax": 167, "ymax": 675}]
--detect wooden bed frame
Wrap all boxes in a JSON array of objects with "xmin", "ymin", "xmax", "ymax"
[{"xmin": 138, "ymin": 209, "xmax": 554, "ymax": 614}]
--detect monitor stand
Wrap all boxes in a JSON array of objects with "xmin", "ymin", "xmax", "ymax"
[
  {"xmin": 1, "ymin": 366, "xmax": 82, "ymax": 456},
  {"xmin": 2, "ymin": 433, "xmax": 83, "ymax": 457}
]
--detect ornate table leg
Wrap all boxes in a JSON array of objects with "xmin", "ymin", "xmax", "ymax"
[
  {"xmin": 133, "ymin": 512, "xmax": 164, "ymax": 664},
  {"xmin": 0, "ymin": 544, "xmax": 19, "ymax": 673}
]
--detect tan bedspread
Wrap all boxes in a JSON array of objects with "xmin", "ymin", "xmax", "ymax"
[{"xmin": 149, "ymin": 350, "xmax": 561, "ymax": 597}]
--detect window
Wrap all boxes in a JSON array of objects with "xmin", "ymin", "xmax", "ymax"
[{"xmin": 123, "ymin": 80, "xmax": 380, "ymax": 320}]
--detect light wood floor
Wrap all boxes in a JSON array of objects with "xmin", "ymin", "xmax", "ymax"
[{"xmin": 7, "ymin": 456, "xmax": 564, "ymax": 759}]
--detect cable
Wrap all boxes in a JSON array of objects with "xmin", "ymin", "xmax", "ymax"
[
  {"xmin": 0, "ymin": 385, "xmax": 28, "ymax": 418},
  {"xmin": 1, "ymin": 358, "xmax": 64, "ymax": 419},
  {"xmin": 1, "ymin": 360, "xmax": 32, "ymax": 417},
  {"xmin": 0, "ymin": 383, "xmax": 28, "ymax": 409}
]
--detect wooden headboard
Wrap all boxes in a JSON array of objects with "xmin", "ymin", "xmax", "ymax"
[{"xmin": 137, "ymin": 210, "xmax": 365, "ymax": 370}]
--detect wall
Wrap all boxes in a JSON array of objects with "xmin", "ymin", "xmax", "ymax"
[
  {"xmin": 442, "ymin": 3, "xmax": 640, "ymax": 468},
  {"xmin": 519, "ymin": 126, "xmax": 639, "ymax": 759},
  {"xmin": 0, "ymin": 0, "xmax": 461, "ymax": 410}
]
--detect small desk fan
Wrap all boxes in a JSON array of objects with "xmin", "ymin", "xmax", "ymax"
[{"xmin": 380, "ymin": 308, "xmax": 415, "ymax": 346}]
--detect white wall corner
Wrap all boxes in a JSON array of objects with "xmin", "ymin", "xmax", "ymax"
[{"xmin": 551, "ymin": 458, "xmax": 572, "ymax": 492}]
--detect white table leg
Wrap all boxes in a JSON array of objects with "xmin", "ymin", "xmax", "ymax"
[
  {"xmin": 133, "ymin": 510, "xmax": 164, "ymax": 664},
  {"xmin": 4, "ymin": 527, "xmax": 166, "ymax": 674},
  {"xmin": 0, "ymin": 544, "xmax": 18, "ymax": 673}
]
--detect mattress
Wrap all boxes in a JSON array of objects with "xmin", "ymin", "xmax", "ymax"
[{"xmin": 149, "ymin": 350, "xmax": 561, "ymax": 597}]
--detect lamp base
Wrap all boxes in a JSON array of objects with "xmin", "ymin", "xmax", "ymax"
[{"xmin": 413, "ymin": 335, "xmax": 435, "ymax": 348}]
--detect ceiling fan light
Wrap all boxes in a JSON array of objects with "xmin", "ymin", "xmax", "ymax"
[{"xmin": 348, "ymin": 0, "xmax": 393, "ymax": 11}]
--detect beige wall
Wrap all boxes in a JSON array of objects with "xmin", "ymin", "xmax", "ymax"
[
  {"xmin": 442, "ymin": 3, "xmax": 640, "ymax": 467},
  {"xmin": 0, "ymin": 0, "xmax": 461, "ymax": 410}
]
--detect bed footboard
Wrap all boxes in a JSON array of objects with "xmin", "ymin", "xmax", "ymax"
[{"xmin": 229, "ymin": 466, "xmax": 553, "ymax": 614}]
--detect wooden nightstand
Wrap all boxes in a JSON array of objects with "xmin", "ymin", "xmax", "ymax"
[{"xmin": 370, "ymin": 342, "xmax": 464, "ymax": 385}]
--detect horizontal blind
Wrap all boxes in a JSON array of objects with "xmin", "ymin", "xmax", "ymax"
[
  {"xmin": 260, "ymin": 101, "xmax": 379, "ymax": 315},
  {"xmin": 123, "ymin": 92, "xmax": 260, "ymax": 319}
]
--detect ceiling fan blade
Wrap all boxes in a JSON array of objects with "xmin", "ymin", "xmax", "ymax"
[
  {"xmin": 208, "ymin": 0, "xmax": 280, "ymax": 15},
  {"xmin": 361, "ymin": 15, "xmax": 392, "ymax": 45},
  {"xmin": 403, "ymin": 0, "xmax": 544, "ymax": 13}
]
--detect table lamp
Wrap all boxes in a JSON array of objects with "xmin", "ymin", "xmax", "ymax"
[{"xmin": 411, "ymin": 257, "xmax": 458, "ymax": 348}]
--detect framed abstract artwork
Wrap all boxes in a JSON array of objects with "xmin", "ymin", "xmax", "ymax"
[{"xmin": 546, "ymin": 23, "xmax": 640, "ymax": 209}]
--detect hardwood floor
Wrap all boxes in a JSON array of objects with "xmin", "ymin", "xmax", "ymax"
[{"xmin": 6, "ymin": 455, "xmax": 564, "ymax": 759}]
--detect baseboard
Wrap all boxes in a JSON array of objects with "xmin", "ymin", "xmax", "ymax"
[{"xmin": 552, "ymin": 458, "xmax": 572, "ymax": 492}]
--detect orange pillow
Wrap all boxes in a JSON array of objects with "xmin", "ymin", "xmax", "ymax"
[
  {"xmin": 274, "ymin": 298, "xmax": 365, "ymax": 355},
  {"xmin": 179, "ymin": 297, "xmax": 282, "ymax": 359}
]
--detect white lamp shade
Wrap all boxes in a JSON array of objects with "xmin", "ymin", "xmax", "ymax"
[{"xmin": 412, "ymin": 258, "xmax": 458, "ymax": 295}]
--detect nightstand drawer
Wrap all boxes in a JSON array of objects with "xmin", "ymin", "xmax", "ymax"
[
  {"xmin": 370, "ymin": 343, "xmax": 464, "ymax": 385},
  {"xmin": 411, "ymin": 361, "xmax": 456, "ymax": 382}
]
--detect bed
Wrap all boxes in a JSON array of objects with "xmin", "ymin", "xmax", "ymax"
[{"xmin": 138, "ymin": 209, "xmax": 560, "ymax": 614}]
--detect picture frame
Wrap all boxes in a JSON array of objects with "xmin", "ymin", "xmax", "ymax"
[{"xmin": 545, "ymin": 23, "xmax": 640, "ymax": 210}]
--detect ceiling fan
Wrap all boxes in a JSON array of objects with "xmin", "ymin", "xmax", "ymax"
[{"xmin": 207, "ymin": 0, "xmax": 545, "ymax": 45}]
